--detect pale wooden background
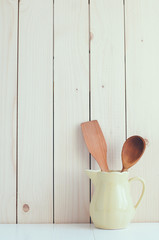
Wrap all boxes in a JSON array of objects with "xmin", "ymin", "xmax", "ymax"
[{"xmin": 0, "ymin": 0, "xmax": 159, "ymax": 223}]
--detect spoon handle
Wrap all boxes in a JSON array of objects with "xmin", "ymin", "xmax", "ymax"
[{"xmin": 121, "ymin": 167, "xmax": 126, "ymax": 172}]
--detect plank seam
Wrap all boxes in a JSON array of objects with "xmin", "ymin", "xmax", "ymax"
[
  {"xmin": 123, "ymin": 0, "xmax": 127, "ymax": 140},
  {"xmin": 88, "ymin": 0, "xmax": 91, "ymax": 224},
  {"xmin": 16, "ymin": 0, "xmax": 20, "ymax": 224},
  {"xmin": 53, "ymin": 0, "xmax": 55, "ymax": 224}
]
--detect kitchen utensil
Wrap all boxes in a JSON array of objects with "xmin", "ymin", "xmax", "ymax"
[
  {"xmin": 81, "ymin": 120, "xmax": 109, "ymax": 172},
  {"xmin": 121, "ymin": 135, "xmax": 146, "ymax": 172}
]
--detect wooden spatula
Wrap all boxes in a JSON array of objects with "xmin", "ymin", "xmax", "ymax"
[{"xmin": 81, "ymin": 120, "xmax": 109, "ymax": 172}]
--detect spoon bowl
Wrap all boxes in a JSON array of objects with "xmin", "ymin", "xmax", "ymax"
[{"xmin": 121, "ymin": 135, "xmax": 146, "ymax": 171}]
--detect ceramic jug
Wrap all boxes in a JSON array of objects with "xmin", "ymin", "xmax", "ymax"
[{"xmin": 86, "ymin": 170, "xmax": 145, "ymax": 229}]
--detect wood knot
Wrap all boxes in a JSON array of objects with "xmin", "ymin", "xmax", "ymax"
[
  {"xmin": 23, "ymin": 204, "xmax": 30, "ymax": 212},
  {"xmin": 90, "ymin": 32, "xmax": 94, "ymax": 41}
]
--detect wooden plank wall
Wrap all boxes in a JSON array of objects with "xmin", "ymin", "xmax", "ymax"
[
  {"xmin": 90, "ymin": 0, "xmax": 125, "ymax": 172},
  {"xmin": 0, "ymin": 0, "xmax": 18, "ymax": 223},
  {"xmin": 125, "ymin": 0, "xmax": 159, "ymax": 222},
  {"xmin": 54, "ymin": 0, "xmax": 89, "ymax": 223},
  {"xmin": 18, "ymin": 0, "xmax": 53, "ymax": 223},
  {"xmin": 0, "ymin": 0, "xmax": 159, "ymax": 223}
]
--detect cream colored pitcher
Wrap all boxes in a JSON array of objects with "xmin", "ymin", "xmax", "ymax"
[{"xmin": 86, "ymin": 170, "xmax": 145, "ymax": 229}]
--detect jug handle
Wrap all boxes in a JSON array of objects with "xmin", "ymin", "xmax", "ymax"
[{"xmin": 129, "ymin": 177, "xmax": 145, "ymax": 209}]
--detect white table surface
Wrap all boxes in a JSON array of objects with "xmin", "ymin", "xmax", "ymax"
[{"xmin": 0, "ymin": 223, "xmax": 158, "ymax": 240}]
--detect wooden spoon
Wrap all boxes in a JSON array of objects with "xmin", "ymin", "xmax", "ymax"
[
  {"xmin": 121, "ymin": 135, "xmax": 146, "ymax": 172},
  {"xmin": 81, "ymin": 120, "xmax": 109, "ymax": 172}
]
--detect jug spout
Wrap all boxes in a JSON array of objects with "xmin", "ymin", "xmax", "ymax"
[{"xmin": 85, "ymin": 170, "xmax": 99, "ymax": 185}]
